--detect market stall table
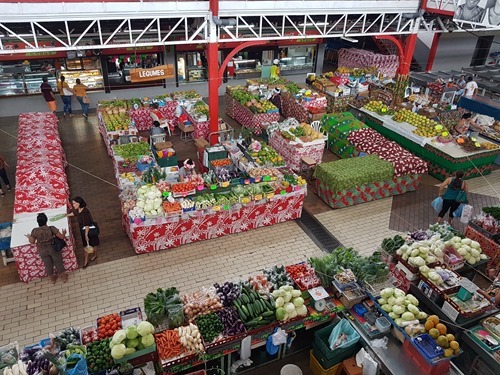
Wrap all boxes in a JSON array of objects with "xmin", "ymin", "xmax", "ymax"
[
  {"xmin": 358, "ymin": 108, "xmax": 500, "ymax": 180},
  {"xmin": 122, "ymin": 190, "xmax": 306, "ymax": 254},
  {"xmin": 11, "ymin": 113, "xmax": 78, "ymax": 282},
  {"xmin": 464, "ymin": 224, "xmax": 499, "ymax": 270},
  {"xmin": 129, "ymin": 101, "xmax": 178, "ymax": 131},
  {"xmin": 280, "ymin": 92, "xmax": 327, "ymax": 123},
  {"xmin": 268, "ymin": 129, "xmax": 325, "ymax": 172},
  {"xmin": 233, "ymin": 99, "xmax": 280, "ymax": 135}
]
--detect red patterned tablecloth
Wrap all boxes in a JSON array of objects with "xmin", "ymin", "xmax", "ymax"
[
  {"xmin": 269, "ymin": 131, "xmax": 325, "ymax": 172},
  {"xmin": 225, "ymin": 93, "xmax": 236, "ymax": 119},
  {"xmin": 12, "ymin": 112, "xmax": 78, "ymax": 282},
  {"xmin": 233, "ymin": 100, "xmax": 280, "ymax": 135},
  {"xmin": 281, "ymin": 93, "xmax": 327, "ymax": 124},
  {"xmin": 123, "ymin": 191, "xmax": 306, "ymax": 254},
  {"xmin": 129, "ymin": 101, "xmax": 178, "ymax": 131}
]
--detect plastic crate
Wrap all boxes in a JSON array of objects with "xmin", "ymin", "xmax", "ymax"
[
  {"xmin": 412, "ymin": 334, "xmax": 444, "ymax": 360},
  {"xmin": 310, "ymin": 350, "xmax": 341, "ymax": 375},
  {"xmin": 155, "ymin": 154, "xmax": 178, "ymax": 168},
  {"xmin": 469, "ymin": 356, "xmax": 496, "ymax": 375},
  {"xmin": 312, "ymin": 320, "xmax": 361, "ymax": 369},
  {"xmin": 402, "ymin": 339, "xmax": 450, "ymax": 375}
]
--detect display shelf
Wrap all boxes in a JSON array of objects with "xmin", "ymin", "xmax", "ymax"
[
  {"xmin": 409, "ymin": 283, "xmax": 499, "ymax": 327},
  {"xmin": 24, "ymin": 73, "xmax": 57, "ymax": 94},
  {"xmin": 59, "ymin": 69, "xmax": 104, "ymax": 90},
  {"xmin": 0, "ymin": 73, "xmax": 25, "ymax": 96}
]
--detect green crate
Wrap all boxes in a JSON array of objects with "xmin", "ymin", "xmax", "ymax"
[
  {"xmin": 113, "ymin": 343, "xmax": 156, "ymax": 364},
  {"xmin": 155, "ymin": 154, "xmax": 178, "ymax": 168},
  {"xmin": 313, "ymin": 320, "xmax": 361, "ymax": 368}
]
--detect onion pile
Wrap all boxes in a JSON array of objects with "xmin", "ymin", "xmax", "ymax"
[{"xmin": 182, "ymin": 288, "xmax": 223, "ymax": 322}]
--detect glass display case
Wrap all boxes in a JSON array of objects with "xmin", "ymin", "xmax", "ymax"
[
  {"xmin": 25, "ymin": 72, "xmax": 57, "ymax": 94},
  {"xmin": 60, "ymin": 69, "xmax": 104, "ymax": 89},
  {"xmin": 233, "ymin": 59, "xmax": 262, "ymax": 78},
  {"xmin": 279, "ymin": 45, "xmax": 315, "ymax": 76},
  {"xmin": 0, "ymin": 73, "xmax": 25, "ymax": 96},
  {"xmin": 187, "ymin": 67, "xmax": 207, "ymax": 82}
]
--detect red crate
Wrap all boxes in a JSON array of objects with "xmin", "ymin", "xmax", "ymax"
[{"xmin": 403, "ymin": 339, "xmax": 450, "ymax": 375}]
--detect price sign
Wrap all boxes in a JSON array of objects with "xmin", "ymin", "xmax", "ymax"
[{"xmin": 441, "ymin": 301, "xmax": 460, "ymax": 322}]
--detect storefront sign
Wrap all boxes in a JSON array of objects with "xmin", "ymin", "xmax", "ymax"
[{"xmin": 129, "ymin": 64, "xmax": 174, "ymax": 82}]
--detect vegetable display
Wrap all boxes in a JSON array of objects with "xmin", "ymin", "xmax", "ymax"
[
  {"xmin": 113, "ymin": 142, "xmax": 151, "ymax": 161},
  {"xmin": 215, "ymin": 308, "xmax": 246, "ymax": 337},
  {"xmin": 109, "ymin": 322, "xmax": 155, "ymax": 360},
  {"xmin": 285, "ymin": 263, "xmax": 321, "ymax": 290},
  {"xmin": 144, "ymin": 287, "xmax": 182, "ymax": 328},
  {"xmin": 380, "ymin": 235, "xmax": 405, "ymax": 256},
  {"xmin": 444, "ymin": 236, "xmax": 487, "ymax": 265},
  {"xmin": 174, "ymin": 324, "xmax": 204, "ymax": 352},
  {"xmin": 263, "ymin": 265, "xmax": 294, "ymax": 290},
  {"xmin": 135, "ymin": 185, "xmax": 164, "ymax": 217},
  {"xmin": 423, "ymin": 315, "xmax": 461, "ymax": 357},
  {"xmin": 155, "ymin": 330, "xmax": 185, "ymax": 361},
  {"xmin": 272, "ymin": 285, "xmax": 308, "ymax": 321},
  {"xmin": 214, "ymin": 282, "xmax": 241, "ymax": 307},
  {"xmin": 182, "ymin": 289, "xmax": 223, "ymax": 322},
  {"xmin": 53, "ymin": 328, "xmax": 80, "ymax": 351},
  {"xmin": 97, "ymin": 314, "xmax": 122, "ymax": 340},
  {"xmin": 232, "ymin": 285, "xmax": 275, "ymax": 328},
  {"xmin": 86, "ymin": 339, "xmax": 113, "ymax": 373},
  {"xmin": 247, "ymin": 275, "xmax": 272, "ymax": 298},
  {"xmin": 196, "ymin": 313, "xmax": 223, "ymax": 343},
  {"xmin": 24, "ymin": 350, "xmax": 49, "ymax": 375},
  {"xmin": 419, "ymin": 266, "xmax": 460, "ymax": 289},
  {"xmin": 378, "ymin": 287, "xmax": 427, "ymax": 327}
]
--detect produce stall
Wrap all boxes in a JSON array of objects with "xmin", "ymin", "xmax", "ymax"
[
  {"xmin": 464, "ymin": 206, "xmax": 499, "ymax": 271},
  {"xmin": 106, "ymin": 131, "xmax": 307, "ymax": 254},
  {"xmin": 267, "ymin": 121, "xmax": 326, "ymax": 172},
  {"xmin": 4, "ymin": 219, "xmax": 500, "ymax": 374},
  {"xmin": 280, "ymin": 91, "xmax": 328, "ymax": 124},
  {"xmin": 10, "ymin": 112, "xmax": 78, "ymax": 283},
  {"xmin": 338, "ymin": 48, "xmax": 399, "ymax": 78},
  {"xmin": 225, "ymin": 87, "xmax": 280, "ymax": 135},
  {"xmin": 313, "ymin": 155, "xmax": 421, "ymax": 209},
  {"xmin": 129, "ymin": 100, "xmax": 178, "ymax": 131},
  {"xmin": 358, "ymin": 106, "xmax": 500, "ymax": 180}
]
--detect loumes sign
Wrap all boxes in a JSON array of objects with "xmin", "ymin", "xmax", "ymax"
[{"xmin": 129, "ymin": 64, "xmax": 174, "ymax": 82}]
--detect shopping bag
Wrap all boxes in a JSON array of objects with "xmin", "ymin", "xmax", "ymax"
[
  {"xmin": 328, "ymin": 318, "xmax": 360, "ymax": 350},
  {"xmin": 431, "ymin": 197, "xmax": 443, "ymax": 213},
  {"xmin": 453, "ymin": 204, "xmax": 464, "ymax": 218},
  {"xmin": 460, "ymin": 204, "xmax": 473, "ymax": 224},
  {"xmin": 456, "ymin": 190, "xmax": 468, "ymax": 203},
  {"xmin": 82, "ymin": 95, "xmax": 91, "ymax": 104},
  {"xmin": 65, "ymin": 354, "xmax": 87, "ymax": 375}
]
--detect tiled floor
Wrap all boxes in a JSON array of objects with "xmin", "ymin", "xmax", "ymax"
[{"xmin": 1, "ymin": 100, "xmax": 500, "ymax": 375}]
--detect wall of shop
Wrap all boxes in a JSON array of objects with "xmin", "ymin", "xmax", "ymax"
[
  {"xmin": 0, "ymin": 74, "xmax": 306, "ymax": 117},
  {"xmin": 429, "ymin": 33, "xmax": 478, "ymax": 71}
]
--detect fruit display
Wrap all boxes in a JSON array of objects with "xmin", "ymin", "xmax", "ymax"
[
  {"xmin": 113, "ymin": 142, "xmax": 151, "ymax": 161},
  {"xmin": 99, "ymin": 99, "xmax": 129, "ymax": 114},
  {"xmin": 363, "ymin": 100, "xmax": 394, "ymax": 116},
  {"xmin": 192, "ymin": 100, "xmax": 209, "ymax": 117},
  {"xmin": 393, "ymin": 109, "xmax": 441, "ymax": 137},
  {"xmin": 210, "ymin": 158, "xmax": 232, "ymax": 167},
  {"xmin": 248, "ymin": 142, "xmax": 284, "ymax": 167},
  {"xmin": 86, "ymin": 339, "xmax": 114, "ymax": 373},
  {"xmin": 286, "ymin": 123, "xmax": 323, "ymax": 142},
  {"xmin": 423, "ymin": 315, "xmax": 460, "ymax": 357},
  {"xmin": 231, "ymin": 285, "xmax": 276, "ymax": 328},
  {"xmin": 97, "ymin": 313, "xmax": 122, "ymax": 340},
  {"xmin": 480, "ymin": 142, "xmax": 499, "ymax": 150},
  {"xmin": 248, "ymin": 167, "xmax": 282, "ymax": 179},
  {"xmin": 285, "ymin": 263, "xmax": 321, "ymax": 291},
  {"xmin": 378, "ymin": 287, "xmax": 428, "ymax": 327},
  {"xmin": 272, "ymin": 285, "xmax": 308, "ymax": 321},
  {"xmin": 102, "ymin": 113, "xmax": 131, "ymax": 132},
  {"xmin": 171, "ymin": 182, "xmax": 196, "ymax": 197},
  {"xmin": 171, "ymin": 90, "xmax": 201, "ymax": 100}
]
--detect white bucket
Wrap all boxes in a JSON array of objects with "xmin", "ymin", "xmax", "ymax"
[{"xmin": 280, "ymin": 364, "xmax": 303, "ymax": 375}]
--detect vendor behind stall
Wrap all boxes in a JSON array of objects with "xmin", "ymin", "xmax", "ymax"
[
  {"xmin": 454, "ymin": 113, "xmax": 485, "ymax": 136},
  {"xmin": 179, "ymin": 159, "xmax": 198, "ymax": 182},
  {"xmin": 270, "ymin": 59, "xmax": 281, "ymax": 79}
]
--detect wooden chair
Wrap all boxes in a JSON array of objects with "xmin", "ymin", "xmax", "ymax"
[
  {"xmin": 310, "ymin": 120, "xmax": 327, "ymax": 148},
  {"xmin": 299, "ymin": 156, "xmax": 317, "ymax": 183}
]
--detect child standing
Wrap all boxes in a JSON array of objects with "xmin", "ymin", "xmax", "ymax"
[{"xmin": 0, "ymin": 156, "xmax": 11, "ymax": 196}]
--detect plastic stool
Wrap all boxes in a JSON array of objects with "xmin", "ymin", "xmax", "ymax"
[{"xmin": 337, "ymin": 357, "xmax": 362, "ymax": 375}]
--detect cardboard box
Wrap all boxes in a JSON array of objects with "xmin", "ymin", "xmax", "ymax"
[
  {"xmin": 308, "ymin": 111, "xmax": 327, "ymax": 122},
  {"xmin": 194, "ymin": 138, "xmax": 210, "ymax": 149},
  {"xmin": 153, "ymin": 141, "xmax": 172, "ymax": 150}
]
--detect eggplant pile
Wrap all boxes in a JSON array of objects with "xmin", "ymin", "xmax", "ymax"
[
  {"xmin": 215, "ymin": 308, "xmax": 246, "ymax": 337},
  {"xmin": 214, "ymin": 282, "xmax": 241, "ymax": 307},
  {"xmin": 26, "ymin": 351, "xmax": 49, "ymax": 375}
]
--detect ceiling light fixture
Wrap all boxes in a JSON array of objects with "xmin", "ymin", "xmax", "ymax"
[{"xmin": 299, "ymin": 22, "xmax": 328, "ymax": 27}]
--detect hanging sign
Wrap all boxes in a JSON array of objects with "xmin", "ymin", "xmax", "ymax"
[{"xmin": 129, "ymin": 64, "xmax": 174, "ymax": 82}]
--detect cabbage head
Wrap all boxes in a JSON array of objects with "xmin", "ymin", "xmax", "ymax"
[
  {"xmin": 137, "ymin": 321, "xmax": 154, "ymax": 337},
  {"xmin": 112, "ymin": 330, "xmax": 126, "ymax": 344},
  {"xmin": 380, "ymin": 288, "xmax": 394, "ymax": 299},
  {"xmin": 126, "ymin": 325, "xmax": 138, "ymax": 340},
  {"xmin": 141, "ymin": 333, "xmax": 155, "ymax": 348},
  {"xmin": 402, "ymin": 312, "xmax": 415, "ymax": 321},
  {"xmin": 392, "ymin": 305, "xmax": 406, "ymax": 315},
  {"xmin": 111, "ymin": 344, "xmax": 127, "ymax": 359}
]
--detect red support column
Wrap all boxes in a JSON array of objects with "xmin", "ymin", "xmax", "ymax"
[
  {"xmin": 207, "ymin": 41, "xmax": 220, "ymax": 145},
  {"xmin": 399, "ymin": 33, "xmax": 418, "ymax": 75},
  {"xmin": 425, "ymin": 33, "xmax": 441, "ymax": 72}
]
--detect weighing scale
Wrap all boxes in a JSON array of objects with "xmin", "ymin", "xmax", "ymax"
[{"xmin": 308, "ymin": 286, "xmax": 329, "ymax": 311}]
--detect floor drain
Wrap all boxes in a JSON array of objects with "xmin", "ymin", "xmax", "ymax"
[{"xmin": 296, "ymin": 209, "xmax": 342, "ymax": 253}]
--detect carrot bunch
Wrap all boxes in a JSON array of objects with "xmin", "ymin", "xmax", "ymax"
[{"xmin": 155, "ymin": 330, "xmax": 185, "ymax": 360}]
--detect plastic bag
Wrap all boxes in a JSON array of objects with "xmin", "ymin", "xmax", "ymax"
[
  {"xmin": 370, "ymin": 336, "xmax": 388, "ymax": 349},
  {"xmin": 328, "ymin": 319, "xmax": 360, "ymax": 350},
  {"xmin": 271, "ymin": 328, "xmax": 288, "ymax": 346},
  {"xmin": 460, "ymin": 204, "xmax": 473, "ymax": 224},
  {"xmin": 453, "ymin": 203, "xmax": 464, "ymax": 218},
  {"xmin": 431, "ymin": 197, "xmax": 443, "ymax": 213},
  {"xmin": 65, "ymin": 354, "xmax": 87, "ymax": 375},
  {"xmin": 167, "ymin": 304, "xmax": 184, "ymax": 329}
]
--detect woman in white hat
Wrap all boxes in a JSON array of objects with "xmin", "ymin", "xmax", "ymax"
[{"xmin": 270, "ymin": 59, "xmax": 281, "ymax": 79}]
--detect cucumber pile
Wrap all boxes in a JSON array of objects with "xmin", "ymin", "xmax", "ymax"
[{"xmin": 232, "ymin": 285, "xmax": 275, "ymax": 328}]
